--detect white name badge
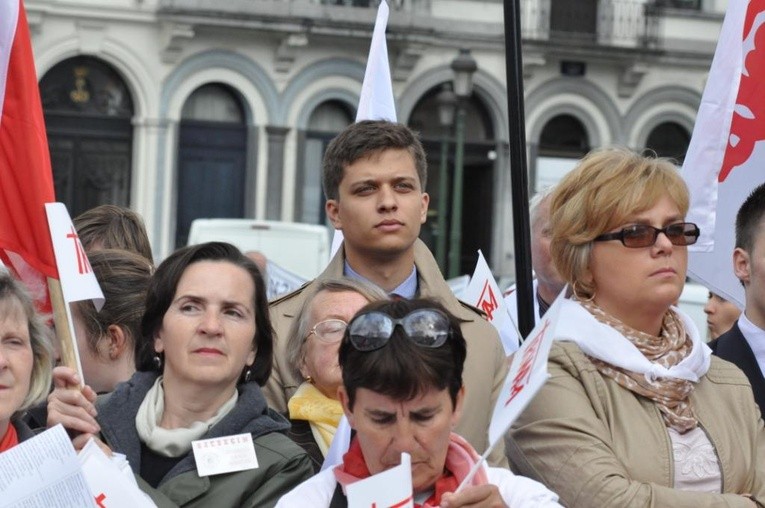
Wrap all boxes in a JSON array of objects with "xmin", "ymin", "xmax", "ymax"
[{"xmin": 192, "ymin": 433, "xmax": 259, "ymax": 477}]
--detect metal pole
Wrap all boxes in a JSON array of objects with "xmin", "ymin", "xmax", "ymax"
[
  {"xmin": 436, "ymin": 135, "xmax": 450, "ymax": 272},
  {"xmin": 448, "ymin": 103, "xmax": 466, "ymax": 278},
  {"xmin": 505, "ymin": 0, "xmax": 534, "ymax": 338}
]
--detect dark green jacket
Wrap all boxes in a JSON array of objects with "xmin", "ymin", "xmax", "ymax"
[{"xmin": 96, "ymin": 371, "xmax": 313, "ymax": 507}]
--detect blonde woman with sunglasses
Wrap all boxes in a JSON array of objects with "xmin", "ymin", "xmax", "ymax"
[{"xmin": 507, "ymin": 148, "xmax": 765, "ymax": 507}]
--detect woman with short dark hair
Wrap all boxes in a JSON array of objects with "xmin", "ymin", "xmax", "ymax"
[
  {"xmin": 277, "ymin": 298, "xmax": 561, "ymax": 507},
  {"xmin": 48, "ymin": 242, "xmax": 313, "ymax": 507}
]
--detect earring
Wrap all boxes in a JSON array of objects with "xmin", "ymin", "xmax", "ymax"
[
  {"xmin": 153, "ymin": 353, "xmax": 163, "ymax": 370},
  {"xmin": 306, "ymin": 376, "xmax": 314, "ymax": 384},
  {"xmin": 243, "ymin": 369, "xmax": 252, "ymax": 383},
  {"xmin": 572, "ymin": 280, "xmax": 595, "ymax": 302}
]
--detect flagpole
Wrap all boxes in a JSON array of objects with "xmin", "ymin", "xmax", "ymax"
[
  {"xmin": 48, "ymin": 277, "xmax": 83, "ymax": 383},
  {"xmin": 504, "ymin": 0, "xmax": 534, "ymax": 338}
]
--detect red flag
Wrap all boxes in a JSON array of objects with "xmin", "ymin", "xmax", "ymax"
[
  {"xmin": 0, "ymin": 0, "xmax": 58, "ymax": 312},
  {"xmin": 681, "ymin": 0, "xmax": 765, "ymax": 307}
]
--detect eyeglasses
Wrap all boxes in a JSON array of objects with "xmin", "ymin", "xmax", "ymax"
[
  {"xmin": 307, "ymin": 319, "xmax": 347, "ymax": 344},
  {"xmin": 347, "ymin": 308, "xmax": 451, "ymax": 352},
  {"xmin": 593, "ymin": 222, "xmax": 700, "ymax": 248}
]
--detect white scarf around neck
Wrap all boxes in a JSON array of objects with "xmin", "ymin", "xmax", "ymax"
[
  {"xmin": 135, "ymin": 376, "xmax": 238, "ymax": 457},
  {"xmin": 556, "ymin": 299, "xmax": 711, "ymax": 383}
]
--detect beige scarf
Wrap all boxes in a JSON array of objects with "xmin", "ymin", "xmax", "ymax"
[
  {"xmin": 579, "ymin": 299, "xmax": 699, "ymax": 433},
  {"xmin": 135, "ymin": 376, "xmax": 238, "ymax": 457},
  {"xmin": 288, "ymin": 381, "xmax": 343, "ymax": 457}
]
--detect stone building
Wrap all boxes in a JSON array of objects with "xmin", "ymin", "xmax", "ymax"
[{"xmin": 27, "ymin": 0, "xmax": 727, "ymax": 277}]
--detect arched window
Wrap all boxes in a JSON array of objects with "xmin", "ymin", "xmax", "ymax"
[
  {"xmin": 645, "ymin": 121, "xmax": 690, "ymax": 164},
  {"xmin": 409, "ymin": 84, "xmax": 496, "ymax": 274},
  {"xmin": 40, "ymin": 56, "xmax": 134, "ymax": 217},
  {"xmin": 297, "ymin": 100, "xmax": 353, "ymax": 224},
  {"xmin": 176, "ymin": 83, "xmax": 247, "ymax": 247},
  {"xmin": 535, "ymin": 114, "xmax": 590, "ymax": 191}
]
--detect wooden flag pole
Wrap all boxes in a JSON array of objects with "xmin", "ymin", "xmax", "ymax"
[{"xmin": 48, "ymin": 276, "xmax": 83, "ymax": 385}]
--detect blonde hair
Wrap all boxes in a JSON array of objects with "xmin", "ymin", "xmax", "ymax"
[
  {"xmin": 550, "ymin": 147, "xmax": 689, "ymax": 298},
  {"xmin": 0, "ymin": 272, "xmax": 54, "ymax": 415}
]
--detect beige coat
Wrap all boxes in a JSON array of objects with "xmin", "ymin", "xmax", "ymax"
[
  {"xmin": 266, "ymin": 239, "xmax": 509, "ymax": 467},
  {"xmin": 508, "ymin": 341, "xmax": 765, "ymax": 507}
]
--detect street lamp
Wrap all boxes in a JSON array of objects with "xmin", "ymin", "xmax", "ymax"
[
  {"xmin": 435, "ymin": 84, "xmax": 456, "ymax": 272},
  {"xmin": 447, "ymin": 48, "xmax": 477, "ymax": 278}
]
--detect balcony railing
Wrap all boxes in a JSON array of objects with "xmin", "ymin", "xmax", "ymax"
[{"xmin": 521, "ymin": 0, "xmax": 662, "ymax": 48}]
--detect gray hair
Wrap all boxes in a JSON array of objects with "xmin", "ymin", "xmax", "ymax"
[{"xmin": 286, "ymin": 277, "xmax": 388, "ymax": 383}]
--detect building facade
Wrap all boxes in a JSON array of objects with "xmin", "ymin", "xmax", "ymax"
[{"xmin": 27, "ymin": 0, "xmax": 727, "ymax": 278}]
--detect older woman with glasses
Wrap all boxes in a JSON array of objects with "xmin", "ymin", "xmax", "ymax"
[
  {"xmin": 284, "ymin": 278, "xmax": 386, "ymax": 472},
  {"xmin": 278, "ymin": 298, "xmax": 561, "ymax": 507},
  {"xmin": 507, "ymin": 148, "xmax": 765, "ymax": 507}
]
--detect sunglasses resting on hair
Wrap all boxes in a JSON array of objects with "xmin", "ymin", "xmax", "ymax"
[{"xmin": 347, "ymin": 308, "xmax": 452, "ymax": 351}]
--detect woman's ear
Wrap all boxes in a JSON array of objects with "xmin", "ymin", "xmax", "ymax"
[{"xmin": 104, "ymin": 325, "xmax": 129, "ymax": 361}]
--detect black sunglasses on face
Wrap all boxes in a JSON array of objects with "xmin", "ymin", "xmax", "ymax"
[
  {"xmin": 593, "ymin": 222, "xmax": 700, "ymax": 248},
  {"xmin": 347, "ymin": 308, "xmax": 452, "ymax": 352}
]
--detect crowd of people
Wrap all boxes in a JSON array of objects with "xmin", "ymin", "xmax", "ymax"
[{"xmin": 2, "ymin": 119, "xmax": 765, "ymax": 507}]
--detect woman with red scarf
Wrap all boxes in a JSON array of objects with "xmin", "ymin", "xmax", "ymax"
[
  {"xmin": 0, "ymin": 271, "xmax": 54, "ymax": 453},
  {"xmin": 276, "ymin": 298, "xmax": 561, "ymax": 508}
]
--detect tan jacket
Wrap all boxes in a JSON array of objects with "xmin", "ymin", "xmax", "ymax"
[
  {"xmin": 507, "ymin": 341, "xmax": 765, "ymax": 507},
  {"xmin": 266, "ymin": 239, "xmax": 509, "ymax": 467}
]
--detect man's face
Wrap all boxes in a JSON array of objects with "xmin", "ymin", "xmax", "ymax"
[{"xmin": 326, "ymin": 148, "xmax": 429, "ymax": 260}]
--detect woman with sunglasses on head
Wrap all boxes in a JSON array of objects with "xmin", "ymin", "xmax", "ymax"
[
  {"xmin": 284, "ymin": 277, "xmax": 387, "ymax": 472},
  {"xmin": 47, "ymin": 242, "xmax": 313, "ymax": 507},
  {"xmin": 507, "ymin": 148, "xmax": 765, "ymax": 507},
  {"xmin": 277, "ymin": 298, "xmax": 561, "ymax": 508}
]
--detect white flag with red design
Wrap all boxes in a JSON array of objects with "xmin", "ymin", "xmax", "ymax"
[
  {"xmin": 346, "ymin": 453, "xmax": 413, "ymax": 508},
  {"xmin": 487, "ymin": 292, "xmax": 560, "ymax": 448},
  {"xmin": 681, "ymin": 0, "xmax": 765, "ymax": 307},
  {"xmin": 45, "ymin": 203, "xmax": 104, "ymax": 309},
  {"xmin": 330, "ymin": 0, "xmax": 396, "ymax": 258},
  {"xmin": 464, "ymin": 250, "xmax": 519, "ymax": 354}
]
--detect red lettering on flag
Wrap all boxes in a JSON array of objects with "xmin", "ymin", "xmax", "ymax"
[
  {"xmin": 505, "ymin": 319, "xmax": 550, "ymax": 406},
  {"xmin": 478, "ymin": 280, "xmax": 498, "ymax": 320},
  {"xmin": 95, "ymin": 493, "xmax": 106, "ymax": 508},
  {"xmin": 66, "ymin": 226, "xmax": 91, "ymax": 274},
  {"xmin": 719, "ymin": 0, "xmax": 765, "ymax": 182}
]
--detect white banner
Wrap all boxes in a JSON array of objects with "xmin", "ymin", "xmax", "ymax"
[{"xmin": 681, "ymin": 1, "xmax": 765, "ymax": 307}]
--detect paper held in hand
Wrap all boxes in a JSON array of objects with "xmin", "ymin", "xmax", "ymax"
[{"xmin": 345, "ymin": 452, "xmax": 413, "ymax": 508}]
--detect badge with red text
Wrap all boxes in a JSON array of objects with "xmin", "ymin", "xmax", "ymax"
[{"xmin": 192, "ymin": 433, "xmax": 258, "ymax": 477}]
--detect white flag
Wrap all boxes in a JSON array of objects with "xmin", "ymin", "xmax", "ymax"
[
  {"xmin": 681, "ymin": 1, "xmax": 765, "ymax": 307},
  {"xmin": 464, "ymin": 250, "xmax": 519, "ymax": 354},
  {"xmin": 346, "ymin": 453, "xmax": 413, "ymax": 508},
  {"xmin": 45, "ymin": 203, "xmax": 104, "ymax": 309},
  {"xmin": 330, "ymin": 0, "xmax": 396, "ymax": 258},
  {"xmin": 487, "ymin": 290, "xmax": 561, "ymax": 448}
]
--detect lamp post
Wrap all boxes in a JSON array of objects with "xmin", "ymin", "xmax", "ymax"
[
  {"xmin": 435, "ymin": 84, "xmax": 456, "ymax": 272},
  {"xmin": 447, "ymin": 48, "xmax": 477, "ymax": 278}
]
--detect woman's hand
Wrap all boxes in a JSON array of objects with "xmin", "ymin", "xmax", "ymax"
[
  {"xmin": 440, "ymin": 485, "xmax": 508, "ymax": 508},
  {"xmin": 47, "ymin": 366, "xmax": 100, "ymax": 435}
]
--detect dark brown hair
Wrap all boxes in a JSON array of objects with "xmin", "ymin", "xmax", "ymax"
[
  {"xmin": 322, "ymin": 120, "xmax": 427, "ymax": 201},
  {"xmin": 338, "ymin": 298, "xmax": 466, "ymax": 410},
  {"xmin": 135, "ymin": 242, "xmax": 273, "ymax": 385}
]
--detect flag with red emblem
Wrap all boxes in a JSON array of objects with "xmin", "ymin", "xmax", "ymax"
[
  {"xmin": 0, "ymin": 0, "xmax": 58, "ymax": 313},
  {"xmin": 681, "ymin": 0, "xmax": 765, "ymax": 307}
]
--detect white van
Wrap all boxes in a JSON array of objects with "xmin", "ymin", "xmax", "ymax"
[{"xmin": 187, "ymin": 219, "xmax": 330, "ymax": 280}]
